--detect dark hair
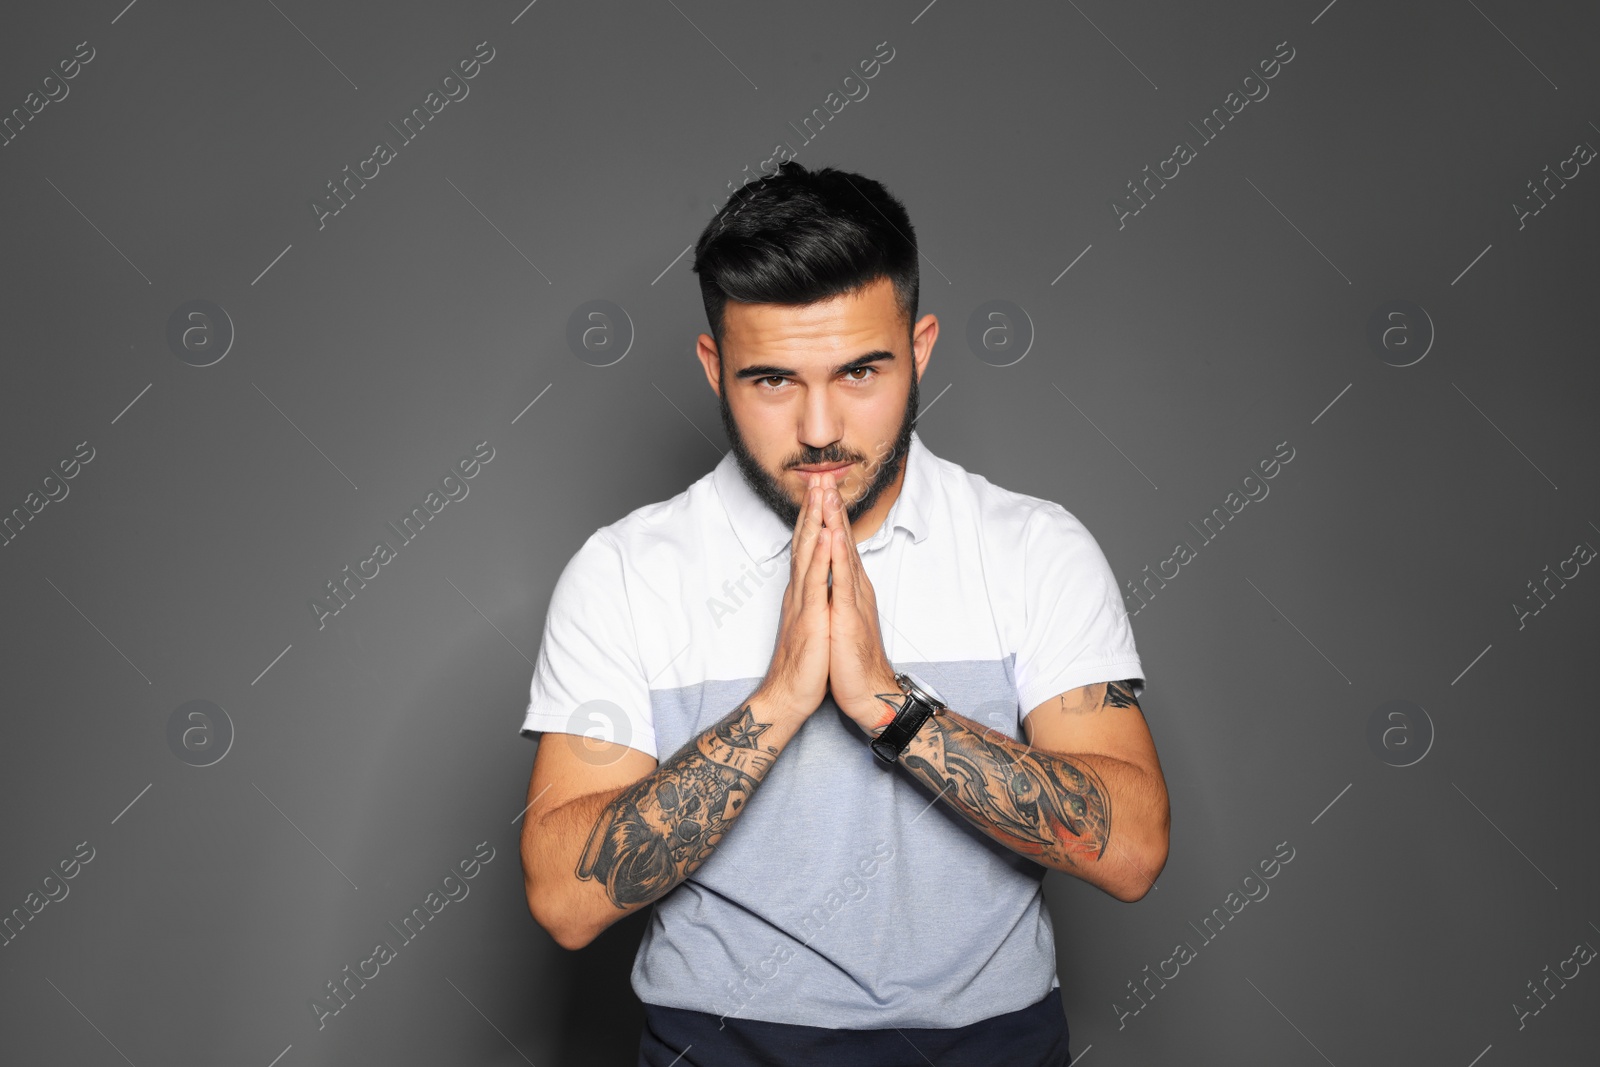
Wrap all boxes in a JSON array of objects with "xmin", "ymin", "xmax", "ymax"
[{"xmin": 691, "ymin": 161, "xmax": 919, "ymax": 352}]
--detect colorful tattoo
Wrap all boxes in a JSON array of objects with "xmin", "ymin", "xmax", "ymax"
[
  {"xmin": 900, "ymin": 712, "xmax": 1115, "ymax": 867},
  {"xmin": 885, "ymin": 681, "xmax": 1158, "ymax": 886}
]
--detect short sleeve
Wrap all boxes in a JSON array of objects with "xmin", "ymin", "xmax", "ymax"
[
  {"xmin": 520, "ymin": 530, "xmax": 658, "ymax": 760},
  {"xmin": 1012, "ymin": 502, "xmax": 1145, "ymax": 720}
]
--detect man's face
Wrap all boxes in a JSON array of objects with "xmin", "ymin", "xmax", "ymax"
[{"xmin": 703, "ymin": 276, "xmax": 926, "ymax": 530}]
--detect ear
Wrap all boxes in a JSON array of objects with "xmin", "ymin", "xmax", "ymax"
[
  {"xmin": 911, "ymin": 313, "xmax": 939, "ymax": 383},
  {"xmin": 695, "ymin": 333, "xmax": 723, "ymax": 397}
]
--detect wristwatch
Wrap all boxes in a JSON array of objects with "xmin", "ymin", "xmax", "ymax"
[{"xmin": 870, "ymin": 671, "xmax": 948, "ymax": 765}]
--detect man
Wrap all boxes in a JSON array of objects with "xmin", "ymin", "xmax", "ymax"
[{"xmin": 519, "ymin": 162, "xmax": 1169, "ymax": 1066}]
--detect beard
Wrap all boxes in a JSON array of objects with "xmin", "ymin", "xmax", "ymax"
[{"xmin": 718, "ymin": 361, "xmax": 920, "ymax": 531}]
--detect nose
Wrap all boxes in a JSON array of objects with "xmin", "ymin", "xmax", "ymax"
[{"xmin": 797, "ymin": 388, "xmax": 844, "ymax": 456}]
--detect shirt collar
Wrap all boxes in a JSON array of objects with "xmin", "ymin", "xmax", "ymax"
[{"xmin": 714, "ymin": 430, "xmax": 934, "ymax": 564}]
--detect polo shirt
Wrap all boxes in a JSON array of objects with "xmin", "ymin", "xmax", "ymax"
[{"xmin": 520, "ymin": 429, "xmax": 1145, "ymax": 1031}]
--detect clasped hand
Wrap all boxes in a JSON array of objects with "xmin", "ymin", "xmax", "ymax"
[{"xmin": 764, "ymin": 469, "xmax": 902, "ymax": 735}]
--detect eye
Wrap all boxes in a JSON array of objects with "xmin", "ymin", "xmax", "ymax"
[
  {"xmin": 846, "ymin": 366, "xmax": 876, "ymax": 382},
  {"xmin": 758, "ymin": 375, "xmax": 788, "ymax": 391}
]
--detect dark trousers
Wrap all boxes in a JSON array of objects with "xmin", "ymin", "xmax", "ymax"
[{"xmin": 638, "ymin": 988, "xmax": 1073, "ymax": 1067}]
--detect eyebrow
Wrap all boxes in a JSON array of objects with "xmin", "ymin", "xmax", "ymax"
[{"xmin": 732, "ymin": 349, "xmax": 896, "ymax": 381}]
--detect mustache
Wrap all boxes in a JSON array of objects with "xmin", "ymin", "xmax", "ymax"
[{"xmin": 791, "ymin": 454, "xmax": 858, "ymax": 469}]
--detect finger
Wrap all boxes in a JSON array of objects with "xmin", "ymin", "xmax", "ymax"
[
  {"xmin": 819, "ymin": 487, "xmax": 850, "ymax": 590},
  {"xmin": 790, "ymin": 477, "xmax": 815, "ymax": 548},
  {"xmin": 822, "ymin": 476, "xmax": 854, "ymax": 547},
  {"xmin": 791, "ymin": 481, "xmax": 823, "ymax": 575},
  {"xmin": 825, "ymin": 470, "xmax": 851, "ymax": 531},
  {"xmin": 804, "ymin": 525, "xmax": 833, "ymax": 607},
  {"xmin": 823, "ymin": 484, "xmax": 864, "ymax": 591},
  {"xmin": 827, "ymin": 518, "xmax": 856, "ymax": 607}
]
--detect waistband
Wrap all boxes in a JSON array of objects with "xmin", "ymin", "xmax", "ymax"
[{"xmin": 637, "ymin": 987, "xmax": 1072, "ymax": 1067}]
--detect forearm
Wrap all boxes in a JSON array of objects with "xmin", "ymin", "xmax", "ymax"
[
  {"xmin": 543, "ymin": 689, "xmax": 801, "ymax": 946},
  {"xmin": 892, "ymin": 709, "xmax": 1169, "ymax": 901}
]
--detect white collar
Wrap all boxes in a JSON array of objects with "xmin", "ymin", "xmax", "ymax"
[{"xmin": 712, "ymin": 430, "xmax": 935, "ymax": 563}]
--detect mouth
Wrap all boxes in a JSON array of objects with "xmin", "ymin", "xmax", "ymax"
[{"xmin": 793, "ymin": 461, "xmax": 853, "ymax": 479}]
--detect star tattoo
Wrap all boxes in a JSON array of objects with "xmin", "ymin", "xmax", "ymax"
[{"xmin": 719, "ymin": 707, "xmax": 772, "ymax": 748}]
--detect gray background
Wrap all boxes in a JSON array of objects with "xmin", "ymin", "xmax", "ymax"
[{"xmin": 2, "ymin": 0, "xmax": 1596, "ymax": 1064}]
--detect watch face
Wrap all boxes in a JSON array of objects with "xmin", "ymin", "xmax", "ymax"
[{"xmin": 902, "ymin": 671, "xmax": 945, "ymax": 707}]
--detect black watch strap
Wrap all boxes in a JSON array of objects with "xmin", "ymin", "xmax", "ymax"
[{"xmin": 870, "ymin": 673, "xmax": 945, "ymax": 765}]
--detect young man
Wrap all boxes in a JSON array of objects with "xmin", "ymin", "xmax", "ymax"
[{"xmin": 519, "ymin": 162, "xmax": 1169, "ymax": 1067}]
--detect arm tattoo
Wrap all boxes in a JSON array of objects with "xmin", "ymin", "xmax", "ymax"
[
  {"xmin": 1057, "ymin": 679, "xmax": 1140, "ymax": 714},
  {"xmin": 900, "ymin": 711, "xmax": 1117, "ymax": 868},
  {"xmin": 894, "ymin": 680, "xmax": 1141, "ymax": 866},
  {"xmin": 576, "ymin": 704, "xmax": 778, "ymax": 909}
]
